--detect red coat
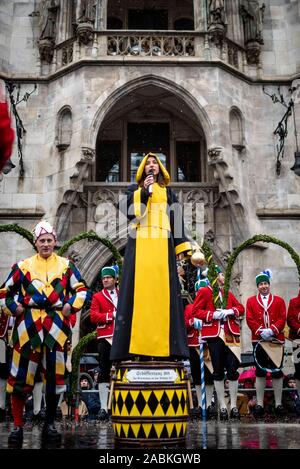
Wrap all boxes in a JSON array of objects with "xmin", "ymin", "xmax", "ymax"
[
  {"xmin": 191, "ymin": 286, "xmax": 244, "ymax": 339},
  {"xmin": 287, "ymin": 291, "xmax": 300, "ymax": 340},
  {"xmin": 184, "ymin": 303, "xmax": 199, "ymax": 346},
  {"xmin": 246, "ymin": 294, "xmax": 286, "ymax": 342},
  {"xmin": 90, "ymin": 289, "xmax": 119, "ymax": 339}
]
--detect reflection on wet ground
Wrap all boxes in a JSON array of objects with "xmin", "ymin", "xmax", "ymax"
[{"xmin": 0, "ymin": 415, "xmax": 300, "ymax": 449}]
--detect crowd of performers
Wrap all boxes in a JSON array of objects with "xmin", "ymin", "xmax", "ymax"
[{"xmin": 0, "ymin": 152, "xmax": 299, "ymax": 449}]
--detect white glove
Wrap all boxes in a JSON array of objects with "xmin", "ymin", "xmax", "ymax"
[
  {"xmin": 193, "ymin": 318, "xmax": 202, "ymax": 330},
  {"xmin": 213, "ymin": 309, "xmax": 224, "ymax": 320},
  {"xmin": 222, "ymin": 309, "xmax": 235, "ymax": 318},
  {"xmin": 260, "ymin": 328, "xmax": 274, "ymax": 341},
  {"xmin": 113, "ymin": 310, "xmax": 116, "ymax": 319}
]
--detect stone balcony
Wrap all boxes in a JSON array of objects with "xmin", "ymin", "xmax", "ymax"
[
  {"xmin": 82, "ymin": 181, "xmax": 219, "ymax": 238},
  {"xmin": 53, "ymin": 31, "xmax": 247, "ymax": 75}
]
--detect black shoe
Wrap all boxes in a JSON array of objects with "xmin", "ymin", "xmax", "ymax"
[
  {"xmin": 275, "ymin": 405, "xmax": 285, "ymax": 417},
  {"xmin": 207, "ymin": 404, "xmax": 217, "ymax": 420},
  {"xmin": 8, "ymin": 426, "xmax": 23, "ymax": 443},
  {"xmin": 32, "ymin": 411, "xmax": 43, "ymax": 424},
  {"xmin": 0, "ymin": 408, "xmax": 6, "ymax": 422},
  {"xmin": 98, "ymin": 409, "xmax": 109, "ymax": 421},
  {"xmin": 42, "ymin": 423, "xmax": 61, "ymax": 441},
  {"xmin": 230, "ymin": 407, "xmax": 240, "ymax": 419},
  {"xmin": 219, "ymin": 408, "xmax": 228, "ymax": 421},
  {"xmin": 253, "ymin": 405, "xmax": 264, "ymax": 417},
  {"xmin": 189, "ymin": 407, "xmax": 202, "ymax": 419}
]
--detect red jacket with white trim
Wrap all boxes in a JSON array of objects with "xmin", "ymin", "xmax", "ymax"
[
  {"xmin": 287, "ymin": 291, "xmax": 300, "ymax": 340},
  {"xmin": 246, "ymin": 294, "xmax": 286, "ymax": 342},
  {"xmin": 90, "ymin": 289, "xmax": 119, "ymax": 339},
  {"xmin": 191, "ymin": 285, "xmax": 244, "ymax": 339},
  {"xmin": 184, "ymin": 303, "xmax": 199, "ymax": 346}
]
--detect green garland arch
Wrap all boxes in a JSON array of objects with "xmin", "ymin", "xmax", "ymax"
[
  {"xmin": 70, "ymin": 331, "xmax": 97, "ymax": 394},
  {"xmin": 58, "ymin": 231, "xmax": 123, "ymax": 279},
  {"xmin": 201, "ymin": 240, "xmax": 222, "ymax": 309},
  {"xmin": 222, "ymin": 234, "xmax": 300, "ymax": 307},
  {"xmin": 0, "ymin": 223, "xmax": 35, "ymax": 248}
]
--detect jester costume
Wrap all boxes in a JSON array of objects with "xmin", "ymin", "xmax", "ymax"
[
  {"xmin": 110, "ymin": 153, "xmax": 191, "ymax": 360},
  {"xmin": 0, "ymin": 252, "xmax": 90, "ymax": 395}
]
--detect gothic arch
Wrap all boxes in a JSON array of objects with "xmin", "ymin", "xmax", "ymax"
[{"xmin": 87, "ymin": 74, "xmax": 214, "ymax": 150}]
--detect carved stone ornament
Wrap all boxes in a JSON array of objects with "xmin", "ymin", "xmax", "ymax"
[
  {"xmin": 76, "ymin": 22, "xmax": 94, "ymax": 45},
  {"xmin": 208, "ymin": 23, "xmax": 226, "ymax": 47},
  {"xmin": 207, "ymin": 147, "xmax": 223, "ymax": 164},
  {"xmin": 38, "ymin": 38, "xmax": 55, "ymax": 63},
  {"xmin": 245, "ymin": 40, "xmax": 261, "ymax": 64}
]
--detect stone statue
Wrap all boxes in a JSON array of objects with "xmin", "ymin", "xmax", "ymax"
[
  {"xmin": 240, "ymin": 0, "xmax": 265, "ymax": 44},
  {"xmin": 39, "ymin": 0, "xmax": 59, "ymax": 42},
  {"xmin": 208, "ymin": 0, "xmax": 226, "ymax": 26},
  {"xmin": 78, "ymin": 0, "xmax": 96, "ymax": 24},
  {"xmin": 38, "ymin": 0, "xmax": 59, "ymax": 63}
]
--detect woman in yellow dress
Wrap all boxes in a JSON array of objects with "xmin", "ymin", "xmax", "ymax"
[{"xmin": 111, "ymin": 153, "xmax": 192, "ymax": 360}]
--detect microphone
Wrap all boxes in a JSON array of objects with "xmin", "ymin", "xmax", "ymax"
[{"xmin": 148, "ymin": 169, "xmax": 154, "ymax": 196}]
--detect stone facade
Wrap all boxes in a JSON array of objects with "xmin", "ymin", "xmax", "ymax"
[{"xmin": 0, "ymin": 0, "xmax": 300, "ymax": 351}]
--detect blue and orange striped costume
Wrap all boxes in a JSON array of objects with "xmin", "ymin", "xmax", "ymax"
[{"xmin": 0, "ymin": 253, "xmax": 90, "ymax": 395}]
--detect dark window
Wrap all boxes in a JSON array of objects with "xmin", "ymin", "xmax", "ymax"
[
  {"xmin": 96, "ymin": 141, "xmax": 121, "ymax": 182},
  {"xmin": 174, "ymin": 18, "xmax": 194, "ymax": 30},
  {"xmin": 176, "ymin": 141, "xmax": 201, "ymax": 182},
  {"xmin": 107, "ymin": 17, "xmax": 123, "ymax": 29},
  {"xmin": 128, "ymin": 9, "xmax": 168, "ymax": 30},
  {"xmin": 127, "ymin": 122, "xmax": 169, "ymax": 181}
]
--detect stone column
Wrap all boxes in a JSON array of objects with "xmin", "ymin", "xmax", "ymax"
[
  {"xmin": 96, "ymin": 0, "xmax": 106, "ymax": 30},
  {"xmin": 57, "ymin": 0, "xmax": 74, "ymax": 43},
  {"xmin": 194, "ymin": 0, "xmax": 207, "ymax": 31},
  {"xmin": 226, "ymin": 0, "xmax": 243, "ymax": 46}
]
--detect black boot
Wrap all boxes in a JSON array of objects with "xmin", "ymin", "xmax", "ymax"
[
  {"xmin": 42, "ymin": 423, "xmax": 61, "ymax": 441},
  {"xmin": 230, "ymin": 407, "xmax": 240, "ymax": 420},
  {"xmin": 8, "ymin": 426, "xmax": 23, "ymax": 444},
  {"xmin": 219, "ymin": 408, "xmax": 229, "ymax": 421}
]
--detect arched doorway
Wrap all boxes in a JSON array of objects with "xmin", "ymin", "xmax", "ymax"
[{"xmin": 94, "ymin": 83, "xmax": 210, "ymax": 185}]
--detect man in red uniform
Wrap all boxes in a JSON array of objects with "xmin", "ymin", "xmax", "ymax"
[
  {"xmin": 192, "ymin": 266, "xmax": 244, "ymax": 420},
  {"xmin": 90, "ymin": 266, "xmax": 119, "ymax": 419},
  {"xmin": 287, "ymin": 290, "xmax": 300, "ymax": 413},
  {"xmin": 246, "ymin": 270, "xmax": 286, "ymax": 416},
  {"xmin": 184, "ymin": 302, "xmax": 215, "ymax": 418}
]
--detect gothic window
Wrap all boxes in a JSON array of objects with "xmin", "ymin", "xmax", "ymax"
[
  {"xmin": 96, "ymin": 141, "xmax": 121, "ymax": 182},
  {"xmin": 56, "ymin": 106, "xmax": 72, "ymax": 152},
  {"xmin": 174, "ymin": 18, "xmax": 194, "ymax": 30},
  {"xmin": 107, "ymin": 17, "xmax": 123, "ymax": 29},
  {"xmin": 128, "ymin": 9, "xmax": 168, "ymax": 30},
  {"xmin": 229, "ymin": 107, "xmax": 244, "ymax": 151},
  {"xmin": 176, "ymin": 142, "xmax": 201, "ymax": 182}
]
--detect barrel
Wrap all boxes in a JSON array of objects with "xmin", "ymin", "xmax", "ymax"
[{"xmin": 111, "ymin": 360, "xmax": 189, "ymax": 447}]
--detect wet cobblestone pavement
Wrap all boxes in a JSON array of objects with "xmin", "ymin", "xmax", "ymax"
[{"xmin": 0, "ymin": 415, "xmax": 299, "ymax": 450}]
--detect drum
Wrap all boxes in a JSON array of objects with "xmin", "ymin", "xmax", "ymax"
[{"xmin": 111, "ymin": 360, "xmax": 189, "ymax": 447}]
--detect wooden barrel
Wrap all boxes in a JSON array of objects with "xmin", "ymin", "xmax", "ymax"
[{"xmin": 111, "ymin": 360, "xmax": 189, "ymax": 447}]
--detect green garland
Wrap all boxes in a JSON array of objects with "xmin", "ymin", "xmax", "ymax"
[
  {"xmin": 70, "ymin": 331, "xmax": 97, "ymax": 395},
  {"xmin": 58, "ymin": 231, "xmax": 123, "ymax": 280},
  {"xmin": 201, "ymin": 241, "xmax": 222, "ymax": 309},
  {"xmin": 0, "ymin": 223, "xmax": 35, "ymax": 248},
  {"xmin": 222, "ymin": 234, "xmax": 300, "ymax": 307}
]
